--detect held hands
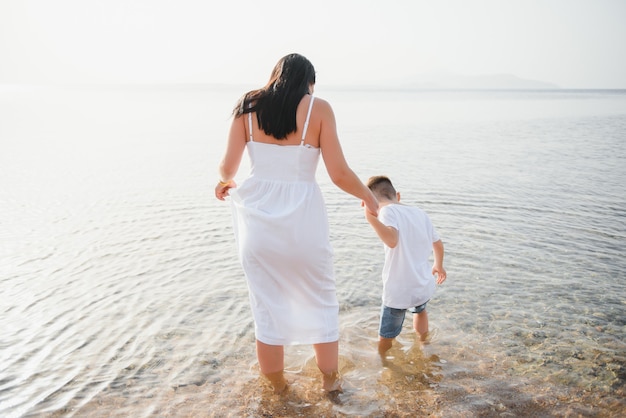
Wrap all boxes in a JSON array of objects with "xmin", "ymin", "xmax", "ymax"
[
  {"xmin": 432, "ymin": 264, "xmax": 447, "ymax": 285},
  {"xmin": 361, "ymin": 198, "xmax": 379, "ymax": 220},
  {"xmin": 215, "ymin": 179, "xmax": 237, "ymax": 201}
]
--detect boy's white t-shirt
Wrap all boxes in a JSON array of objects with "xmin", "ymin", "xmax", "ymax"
[{"xmin": 378, "ymin": 203, "xmax": 440, "ymax": 309}]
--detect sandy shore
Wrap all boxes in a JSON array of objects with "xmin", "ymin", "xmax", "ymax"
[{"xmin": 47, "ymin": 336, "xmax": 625, "ymax": 417}]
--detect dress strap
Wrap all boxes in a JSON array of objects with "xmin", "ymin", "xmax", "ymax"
[
  {"xmin": 301, "ymin": 96, "xmax": 315, "ymax": 146},
  {"xmin": 248, "ymin": 111, "xmax": 254, "ymax": 142}
]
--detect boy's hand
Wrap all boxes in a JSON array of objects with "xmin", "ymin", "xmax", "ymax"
[
  {"xmin": 362, "ymin": 201, "xmax": 398, "ymax": 247},
  {"xmin": 361, "ymin": 198, "xmax": 378, "ymax": 216},
  {"xmin": 361, "ymin": 200, "xmax": 378, "ymax": 222},
  {"xmin": 433, "ymin": 265, "xmax": 447, "ymax": 284}
]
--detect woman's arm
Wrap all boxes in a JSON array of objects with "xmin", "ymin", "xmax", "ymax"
[
  {"xmin": 215, "ymin": 115, "xmax": 247, "ymax": 200},
  {"xmin": 318, "ymin": 99, "xmax": 378, "ymax": 215}
]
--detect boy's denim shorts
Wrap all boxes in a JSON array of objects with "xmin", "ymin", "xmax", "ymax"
[{"xmin": 379, "ymin": 302, "xmax": 428, "ymax": 339}]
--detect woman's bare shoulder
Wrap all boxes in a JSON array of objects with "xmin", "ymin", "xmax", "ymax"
[
  {"xmin": 312, "ymin": 96, "xmax": 331, "ymax": 107},
  {"xmin": 311, "ymin": 96, "xmax": 334, "ymax": 116}
]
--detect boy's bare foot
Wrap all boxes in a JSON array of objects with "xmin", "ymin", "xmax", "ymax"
[{"xmin": 379, "ymin": 353, "xmax": 390, "ymax": 368}]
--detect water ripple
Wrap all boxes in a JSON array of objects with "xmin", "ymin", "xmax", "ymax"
[{"xmin": 2, "ymin": 88, "xmax": 625, "ymax": 417}]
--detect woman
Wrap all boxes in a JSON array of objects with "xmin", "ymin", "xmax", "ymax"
[{"xmin": 215, "ymin": 53, "xmax": 378, "ymax": 394}]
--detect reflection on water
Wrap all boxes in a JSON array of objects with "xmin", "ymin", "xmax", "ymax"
[{"xmin": 1, "ymin": 86, "xmax": 625, "ymax": 417}]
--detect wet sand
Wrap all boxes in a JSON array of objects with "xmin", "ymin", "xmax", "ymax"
[{"xmin": 43, "ymin": 320, "xmax": 625, "ymax": 417}]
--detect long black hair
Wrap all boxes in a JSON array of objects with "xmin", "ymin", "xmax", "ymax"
[{"xmin": 232, "ymin": 53, "xmax": 316, "ymax": 140}]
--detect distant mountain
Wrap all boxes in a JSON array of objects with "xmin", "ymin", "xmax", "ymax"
[{"xmin": 394, "ymin": 72, "xmax": 560, "ymax": 90}]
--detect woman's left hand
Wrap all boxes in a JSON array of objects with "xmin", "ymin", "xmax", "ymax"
[{"xmin": 215, "ymin": 180, "xmax": 236, "ymax": 201}]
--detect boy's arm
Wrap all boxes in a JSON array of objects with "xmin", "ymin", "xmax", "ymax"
[
  {"xmin": 432, "ymin": 239, "xmax": 447, "ymax": 284},
  {"xmin": 364, "ymin": 209, "xmax": 399, "ymax": 248}
]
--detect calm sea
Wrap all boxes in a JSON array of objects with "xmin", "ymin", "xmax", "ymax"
[{"xmin": 1, "ymin": 85, "xmax": 625, "ymax": 417}]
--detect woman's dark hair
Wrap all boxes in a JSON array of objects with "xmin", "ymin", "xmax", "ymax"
[{"xmin": 233, "ymin": 53, "xmax": 316, "ymax": 140}]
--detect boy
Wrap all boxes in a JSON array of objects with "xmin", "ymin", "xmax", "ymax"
[{"xmin": 364, "ymin": 175, "xmax": 447, "ymax": 355}]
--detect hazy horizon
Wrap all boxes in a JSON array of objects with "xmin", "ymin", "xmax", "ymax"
[{"xmin": 1, "ymin": 0, "xmax": 625, "ymax": 89}]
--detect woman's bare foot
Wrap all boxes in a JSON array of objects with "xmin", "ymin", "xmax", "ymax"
[
  {"xmin": 322, "ymin": 371, "xmax": 342, "ymax": 393},
  {"xmin": 264, "ymin": 371, "xmax": 288, "ymax": 395}
]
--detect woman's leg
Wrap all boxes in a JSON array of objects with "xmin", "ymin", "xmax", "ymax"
[
  {"xmin": 313, "ymin": 341, "xmax": 342, "ymax": 392},
  {"xmin": 256, "ymin": 340, "xmax": 287, "ymax": 393}
]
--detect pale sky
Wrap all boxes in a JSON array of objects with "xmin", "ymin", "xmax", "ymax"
[{"xmin": 1, "ymin": 0, "xmax": 625, "ymax": 88}]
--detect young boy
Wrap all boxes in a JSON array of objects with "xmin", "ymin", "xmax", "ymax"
[{"xmin": 364, "ymin": 175, "xmax": 447, "ymax": 355}]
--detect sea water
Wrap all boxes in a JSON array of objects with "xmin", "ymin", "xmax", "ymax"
[{"xmin": 1, "ymin": 85, "xmax": 625, "ymax": 417}]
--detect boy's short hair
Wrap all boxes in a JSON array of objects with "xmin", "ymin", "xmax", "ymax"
[{"xmin": 367, "ymin": 175, "xmax": 397, "ymax": 200}]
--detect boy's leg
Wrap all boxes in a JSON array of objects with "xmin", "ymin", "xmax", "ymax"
[
  {"xmin": 410, "ymin": 302, "xmax": 430, "ymax": 341},
  {"xmin": 378, "ymin": 305, "xmax": 406, "ymax": 356},
  {"xmin": 313, "ymin": 341, "xmax": 342, "ymax": 392},
  {"xmin": 256, "ymin": 340, "xmax": 287, "ymax": 393},
  {"xmin": 378, "ymin": 336, "xmax": 394, "ymax": 355},
  {"xmin": 413, "ymin": 309, "xmax": 429, "ymax": 341}
]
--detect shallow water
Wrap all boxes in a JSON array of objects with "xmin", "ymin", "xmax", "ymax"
[{"xmin": 1, "ymin": 85, "xmax": 625, "ymax": 417}]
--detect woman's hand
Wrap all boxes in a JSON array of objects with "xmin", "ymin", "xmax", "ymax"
[
  {"xmin": 364, "ymin": 198, "xmax": 379, "ymax": 217},
  {"xmin": 361, "ymin": 191, "xmax": 379, "ymax": 218},
  {"xmin": 361, "ymin": 198, "xmax": 379, "ymax": 220},
  {"xmin": 215, "ymin": 179, "xmax": 236, "ymax": 201}
]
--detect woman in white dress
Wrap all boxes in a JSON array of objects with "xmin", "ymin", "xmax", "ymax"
[{"xmin": 215, "ymin": 53, "xmax": 378, "ymax": 394}]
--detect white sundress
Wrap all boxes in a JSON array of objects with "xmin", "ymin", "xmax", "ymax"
[{"xmin": 229, "ymin": 96, "xmax": 339, "ymax": 346}]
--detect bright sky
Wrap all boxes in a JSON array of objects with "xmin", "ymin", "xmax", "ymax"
[{"xmin": 1, "ymin": 0, "xmax": 625, "ymax": 88}]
